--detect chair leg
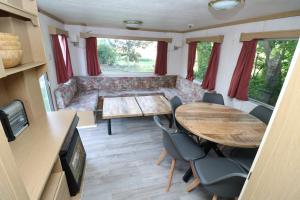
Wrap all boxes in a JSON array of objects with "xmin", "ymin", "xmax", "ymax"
[
  {"xmin": 165, "ymin": 159, "xmax": 176, "ymax": 192},
  {"xmin": 212, "ymin": 194, "xmax": 218, "ymax": 200},
  {"xmin": 186, "ymin": 161, "xmax": 201, "ymax": 192},
  {"xmin": 156, "ymin": 149, "xmax": 168, "ymax": 165},
  {"xmin": 186, "ymin": 177, "xmax": 200, "ymax": 192}
]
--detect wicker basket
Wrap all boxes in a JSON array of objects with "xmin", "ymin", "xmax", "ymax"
[{"xmin": 0, "ymin": 33, "xmax": 23, "ymax": 68}]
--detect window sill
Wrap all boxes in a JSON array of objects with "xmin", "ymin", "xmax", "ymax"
[{"xmin": 248, "ymin": 98, "xmax": 275, "ymax": 110}]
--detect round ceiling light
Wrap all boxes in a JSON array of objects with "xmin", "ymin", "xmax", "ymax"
[
  {"xmin": 123, "ymin": 20, "xmax": 143, "ymax": 30},
  {"xmin": 209, "ymin": 0, "xmax": 244, "ymax": 11}
]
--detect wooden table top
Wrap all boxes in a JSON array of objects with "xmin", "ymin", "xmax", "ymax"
[
  {"xmin": 102, "ymin": 97, "xmax": 143, "ymax": 119},
  {"xmin": 136, "ymin": 95, "xmax": 171, "ymax": 116},
  {"xmin": 175, "ymin": 103, "xmax": 267, "ymax": 148}
]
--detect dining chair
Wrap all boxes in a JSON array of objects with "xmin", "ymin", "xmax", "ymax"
[
  {"xmin": 187, "ymin": 157, "xmax": 247, "ymax": 200},
  {"xmin": 202, "ymin": 92, "xmax": 225, "ymax": 105},
  {"xmin": 153, "ymin": 116, "xmax": 206, "ymax": 192},
  {"xmin": 250, "ymin": 105, "xmax": 273, "ymax": 125},
  {"xmin": 229, "ymin": 105, "xmax": 273, "ymax": 171},
  {"xmin": 202, "ymin": 92, "xmax": 225, "ymax": 154},
  {"xmin": 169, "ymin": 96, "xmax": 185, "ymax": 132}
]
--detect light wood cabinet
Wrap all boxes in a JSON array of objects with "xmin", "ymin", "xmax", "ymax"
[{"xmin": 41, "ymin": 172, "xmax": 71, "ymax": 200}]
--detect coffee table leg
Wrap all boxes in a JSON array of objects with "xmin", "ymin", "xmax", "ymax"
[{"xmin": 108, "ymin": 119, "xmax": 112, "ymax": 135}]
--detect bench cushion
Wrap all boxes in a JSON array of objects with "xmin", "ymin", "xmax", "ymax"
[
  {"xmin": 65, "ymin": 90, "xmax": 99, "ymax": 111},
  {"xmin": 55, "ymin": 78, "xmax": 77, "ymax": 109}
]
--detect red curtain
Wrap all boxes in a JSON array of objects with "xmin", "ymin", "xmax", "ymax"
[
  {"xmin": 86, "ymin": 37, "xmax": 101, "ymax": 76},
  {"xmin": 186, "ymin": 42, "xmax": 197, "ymax": 81},
  {"xmin": 52, "ymin": 35, "xmax": 70, "ymax": 84},
  {"xmin": 201, "ymin": 43, "xmax": 221, "ymax": 90},
  {"xmin": 61, "ymin": 34, "xmax": 74, "ymax": 78},
  {"xmin": 228, "ymin": 40, "xmax": 257, "ymax": 100},
  {"xmin": 154, "ymin": 41, "xmax": 168, "ymax": 75}
]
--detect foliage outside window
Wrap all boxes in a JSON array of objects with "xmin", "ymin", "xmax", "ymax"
[
  {"xmin": 97, "ymin": 38, "xmax": 156, "ymax": 73},
  {"xmin": 249, "ymin": 39, "xmax": 298, "ymax": 106},
  {"xmin": 194, "ymin": 42, "xmax": 213, "ymax": 81}
]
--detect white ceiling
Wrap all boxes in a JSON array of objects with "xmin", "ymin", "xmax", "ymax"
[{"xmin": 37, "ymin": 0, "xmax": 300, "ymax": 32}]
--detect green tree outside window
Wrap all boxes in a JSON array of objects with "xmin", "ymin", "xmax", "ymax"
[
  {"xmin": 249, "ymin": 39, "xmax": 298, "ymax": 106},
  {"xmin": 194, "ymin": 42, "xmax": 213, "ymax": 81}
]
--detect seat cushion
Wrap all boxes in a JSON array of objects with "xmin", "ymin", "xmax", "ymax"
[
  {"xmin": 98, "ymin": 89, "xmax": 164, "ymax": 97},
  {"xmin": 66, "ymin": 90, "xmax": 99, "ymax": 111},
  {"xmin": 230, "ymin": 148, "xmax": 258, "ymax": 171},
  {"xmin": 193, "ymin": 158, "xmax": 246, "ymax": 185},
  {"xmin": 170, "ymin": 133, "xmax": 205, "ymax": 161}
]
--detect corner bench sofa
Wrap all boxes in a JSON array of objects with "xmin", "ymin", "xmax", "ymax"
[{"xmin": 54, "ymin": 75, "xmax": 205, "ymax": 111}]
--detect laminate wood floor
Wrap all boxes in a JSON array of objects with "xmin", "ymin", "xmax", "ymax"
[{"xmin": 79, "ymin": 117, "xmax": 211, "ymax": 200}]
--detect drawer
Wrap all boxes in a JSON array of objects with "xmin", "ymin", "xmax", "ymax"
[{"xmin": 41, "ymin": 172, "xmax": 71, "ymax": 200}]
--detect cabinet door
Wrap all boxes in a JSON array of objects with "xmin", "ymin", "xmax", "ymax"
[{"xmin": 55, "ymin": 173, "xmax": 71, "ymax": 200}]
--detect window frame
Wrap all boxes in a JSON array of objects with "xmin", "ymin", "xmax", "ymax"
[
  {"xmin": 248, "ymin": 38, "xmax": 298, "ymax": 107},
  {"xmin": 96, "ymin": 37, "xmax": 159, "ymax": 75},
  {"xmin": 193, "ymin": 41, "xmax": 214, "ymax": 83}
]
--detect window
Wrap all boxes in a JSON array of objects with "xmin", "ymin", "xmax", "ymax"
[
  {"xmin": 249, "ymin": 39, "xmax": 298, "ymax": 106},
  {"xmin": 97, "ymin": 38, "xmax": 157, "ymax": 74},
  {"xmin": 39, "ymin": 74, "xmax": 54, "ymax": 112},
  {"xmin": 194, "ymin": 42, "xmax": 213, "ymax": 81}
]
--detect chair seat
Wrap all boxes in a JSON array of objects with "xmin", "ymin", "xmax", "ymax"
[
  {"xmin": 193, "ymin": 158, "xmax": 246, "ymax": 185},
  {"xmin": 170, "ymin": 133, "xmax": 206, "ymax": 161},
  {"xmin": 230, "ymin": 148, "xmax": 258, "ymax": 171}
]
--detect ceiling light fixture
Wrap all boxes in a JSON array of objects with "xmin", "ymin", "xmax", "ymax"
[
  {"xmin": 123, "ymin": 20, "xmax": 143, "ymax": 30},
  {"xmin": 209, "ymin": 0, "xmax": 244, "ymax": 11}
]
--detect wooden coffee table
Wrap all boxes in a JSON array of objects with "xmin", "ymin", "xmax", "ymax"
[
  {"xmin": 135, "ymin": 95, "xmax": 171, "ymax": 116},
  {"xmin": 102, "ymin": 95, "xmax": 171, "ymax": 135}
]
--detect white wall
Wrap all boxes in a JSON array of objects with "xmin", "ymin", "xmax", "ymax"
[
  {"xmin": 64, "ymin": 25, "xmax": 184, "ymax": 76},
  {"xmin": 181, "ymin": 16, "xmax": 300, "ymax": 112},
  {"xmin": 38, "ymin": 13, "xmax": 65, "ymax": 105}
]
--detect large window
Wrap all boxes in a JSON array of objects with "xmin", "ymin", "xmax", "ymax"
[
  {"xmin": 194, "ymin": 42, "xmax": 213, "ymax": 81},
  {"xmin": 249, "ymin": 39, "xmax": 298, "ymax": 106},
  {"xmin": 97, "ymin": 38, "xmax": 157, "ymax": 74}
]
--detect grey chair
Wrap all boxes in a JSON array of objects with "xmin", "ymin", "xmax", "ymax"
[
  {"xmin": 250, "ymin": 105, "xmax": 273, "ymax": 125},
  {"xmin": 202, "ymin": 92, "xmax": 225, "ymax": 105},
  {"xmin": 230, "ymin": 105, "xmax": 273, "ymax": 171},
  {"xmin": 170, "ymin": 96, "xmax": 185, "ymax": 132},
  {"xmin": 187, "ymin": 157, "xmax": 247, "ymax": 200},
  {"xmin": 153, "ymin": 116, "xmax": 206, "ymax": 192}
]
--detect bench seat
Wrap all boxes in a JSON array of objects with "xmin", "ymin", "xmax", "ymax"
[{"xmin": 54, "ymin": 75, "xmax": 205, "ymax": 111}]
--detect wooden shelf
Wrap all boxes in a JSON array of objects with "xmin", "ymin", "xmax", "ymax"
[
  {"xmin": 9, "ymin": 111, "xmax": 76, "ymax": 200},
  {"xmin": 0, "ymin": 1, "xmax": 38, "ymax": 26},
  {"xmin": 0, "ymin": 61, "xmax": 46, "ymax": 78}
]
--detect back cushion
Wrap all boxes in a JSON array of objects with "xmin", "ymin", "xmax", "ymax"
[
  {"xmin": 97, "ymin": 75, "xmax": 177, "ymax": 90},
  {"xmin": 76, "ymin": 76, "xmax": 99, "ymax": 91},
  {"xmin": 176, "ymin": 76, "xmax": 205, "ymax": 101},
  {"xmin": 55, "ymin": 78, "xmax": 77, "ymax": 109}
]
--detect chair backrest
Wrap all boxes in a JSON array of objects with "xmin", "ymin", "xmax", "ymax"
[
  {"xmin": 202, "ymin": 92, "xmax": 225, "ymax": 105},
  {"xmin": 153, "ymin": 116, "xmax": 183, "ymax": 160},
  {"xmin": 170, "ymin": 96, "xmax": 184, "ymax": 131},
  {"xmin": 250, "ymin": 105, "xmax": 273, "ymax": 125}
]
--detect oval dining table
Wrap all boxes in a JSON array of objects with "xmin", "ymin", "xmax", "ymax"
[
  {"xmin": 175, "ymin": 102, "xmax": 267, "ymax": 148},
  {"xmin": 175, "ymin": 102, "xmax": 267, "ymax": 182}
]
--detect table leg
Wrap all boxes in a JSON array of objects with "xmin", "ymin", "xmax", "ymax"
[
  {"xmin": 108, "ymin": 119, "xmax": 112, "ymax": 135},
  {"xmin": 183, "ymin": 168, "xmax": 193, "ymax": 183}
]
